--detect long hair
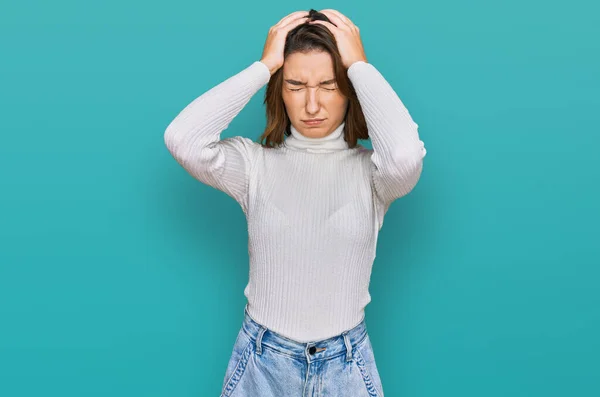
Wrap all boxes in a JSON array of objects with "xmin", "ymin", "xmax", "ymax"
[{"xmin": 258, "ymin": 9, "xmax": 369, "ymax": 149}]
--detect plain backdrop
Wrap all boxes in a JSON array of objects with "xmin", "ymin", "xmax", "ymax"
[{"xmin": 1, "ymin": 1, "xmax": 599, "ymax": 396}]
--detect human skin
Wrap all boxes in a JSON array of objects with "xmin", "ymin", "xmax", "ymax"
[
  {"xmin": 260, "ymin": 9, "xmax": 368, "ymax": 139},
  {"xmin": 280, "ymin": 50, "xmax": 348, "ymax": 139}
]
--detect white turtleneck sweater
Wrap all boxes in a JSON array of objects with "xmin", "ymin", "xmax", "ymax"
[{"xmin": 164, "ymin": 60, "xmax": 426, "ymax": 342}]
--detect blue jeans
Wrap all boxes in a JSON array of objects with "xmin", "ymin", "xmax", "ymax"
[{"xmin": 220, "ymin": 305, "xmax": 385, "ymax": 396}]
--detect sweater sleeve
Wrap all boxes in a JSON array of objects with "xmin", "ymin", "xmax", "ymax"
[
  {"xmin": 347, "ymin": 61, "xmax": 427, "ymax": 210},
  {"xmin": 164, "ymin": 61, "xmax": 271, "ymax": 213}
]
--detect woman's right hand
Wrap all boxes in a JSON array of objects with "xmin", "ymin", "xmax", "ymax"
[{"xmin": 260, "ymin": 11, "xmax": 309, "ymax": 76}]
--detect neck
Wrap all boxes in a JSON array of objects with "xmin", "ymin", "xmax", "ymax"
[{"xmin": 284, "ymin": 121, "xmax": 349, "ymax": 153}]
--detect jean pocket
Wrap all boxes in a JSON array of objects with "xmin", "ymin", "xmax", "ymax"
[
  {"xmin": 220, "ymin": 327, "xmax": 254, "ymax": 397},
  {"xmin": 353, "ymin": 335, "xmax": 384, "ymax": 397}
]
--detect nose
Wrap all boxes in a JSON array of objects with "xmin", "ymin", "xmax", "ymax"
[{"xmin": 305, "ymin": 87, "xmax": 321, "ymax": 115}]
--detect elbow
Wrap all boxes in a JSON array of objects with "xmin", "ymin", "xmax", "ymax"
[
  {"xmin": 163, "ymin": 125, "xmax": 220, "ymax": 180},
  {"xmin": 373, "ymin": 157, "xmax": 424, "ymax": 204},
  {"xmin": 400, "ymin": 158, "xmax": 424, "ymax": 194},
  {"xmin": 406, "ymin": 159, "xmax": 424, "ymax": 193},
  {"xmin": 391, "ymin": 141, "xmax": 426, "ymax": 179},
  {"xmin": 163, "ymin": 127, "xmax": 195, "ymax": 176},
  {"xmin": 164, "ymin": 125, "xmax": 196, "ymax": 166},
  {"xmin": 164, "ymin": 125, "xmax": 176, "ymax": 154},
  {"xmin": 163, "ymin": 126, "xmax": 193, "ymax": 171},
  {"xmin": 164, "ymin": 125, "xmax": 187, "ymax": 162},
  {"xmin": 389, "ymin": 148, "xmax": 426, "ymax": 195}
]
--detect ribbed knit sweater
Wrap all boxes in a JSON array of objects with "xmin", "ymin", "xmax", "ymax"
[{"xmin": 164, "ymin": 59, "xmax": 427, "ymax": 342}]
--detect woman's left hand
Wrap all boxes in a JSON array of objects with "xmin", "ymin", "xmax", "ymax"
[{"xmin": 309, "ymin": 9, "xmax": 367, "ymax": 69}]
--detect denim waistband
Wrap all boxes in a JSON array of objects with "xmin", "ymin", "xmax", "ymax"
[{"xmin": 241, "ymin": 304, "xmax": 368, "ymax": 363}]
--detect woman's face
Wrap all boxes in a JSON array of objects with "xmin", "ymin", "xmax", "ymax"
[{"xmin": 281, "ymin": 51, "xmax": 348, "ymax": 138}]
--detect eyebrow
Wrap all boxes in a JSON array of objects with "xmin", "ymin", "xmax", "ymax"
[{"xmin": 284, "ymin": 78, "xmax": 336, "ymax": 85}]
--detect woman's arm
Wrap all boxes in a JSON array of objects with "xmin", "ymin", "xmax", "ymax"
[
  {"xmin": 347, "ymin": 61, "xmax": 427, "ymax": 208},
  {"xmin": 164, "ymin": 61, "xmax": 271, "ymax": 211}
]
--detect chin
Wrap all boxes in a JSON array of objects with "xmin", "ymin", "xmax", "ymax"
[{"xmin": 301, "ymin": 123, "xmax": 328, "ymax": 130}]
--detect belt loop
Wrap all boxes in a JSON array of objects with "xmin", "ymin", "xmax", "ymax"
[
  {"xmin": 342, "ymin": 331, "xmax": 353, "ymax": 362},
  {"xmin": 255, "ymin": 326, "xmax": 267, "ymax": 355}
]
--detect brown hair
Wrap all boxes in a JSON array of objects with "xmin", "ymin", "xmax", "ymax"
[{"xmin": 258, "ymin": 9, "xmax": 369, "ymax": 149}]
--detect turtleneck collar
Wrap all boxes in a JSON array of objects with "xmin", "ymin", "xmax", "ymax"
[{"xmin": 284, "ymin": 121, "xmax": 349, "ymax": 153}]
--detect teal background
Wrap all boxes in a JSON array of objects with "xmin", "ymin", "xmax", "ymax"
[{"xmin": 1, "ymin": 0, "xmax": 599, "ymax": 396}]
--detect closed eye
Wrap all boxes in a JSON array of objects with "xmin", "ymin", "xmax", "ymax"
[
  {"xmin": 289, "ymin": 86, "xmax": 337, "ymax": 92},
  {"xmin": 285, "ymin": 78, "xmax": 338, "ymax": 92}
]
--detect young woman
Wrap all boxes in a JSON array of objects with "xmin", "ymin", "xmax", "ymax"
[{"xmin": 164, "ymin": 8, "xmax": 426, "ymax": 397}]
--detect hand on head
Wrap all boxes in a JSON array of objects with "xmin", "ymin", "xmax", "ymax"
[{"xmin": 260, "ymin": 9, "xmax": 367, "ymax": 75}]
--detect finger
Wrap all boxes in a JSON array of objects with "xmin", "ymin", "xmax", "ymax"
[
  {"xmin": 318, "ymin": 9, "xmax": 354, "ymax": 31},
  {"xmin": 279, "ymin": 16, "xmax": 309, "ymax": 33},
  {"xmin": 320, "ymin": 9, "xmax": 353, "ymax": 25},
  {"xmin": 276, "ymin": 11, "xmax": 309, "ymax": 27}
]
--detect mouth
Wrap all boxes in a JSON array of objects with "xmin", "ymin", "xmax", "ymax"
[{"xmin": 302, "ymin": 118, "xmax": 325, "ymax": 126}]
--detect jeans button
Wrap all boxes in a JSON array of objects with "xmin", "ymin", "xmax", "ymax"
[{"xmin": 308, "ymin": 346, "xmax": 316, "ymax": 354}]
